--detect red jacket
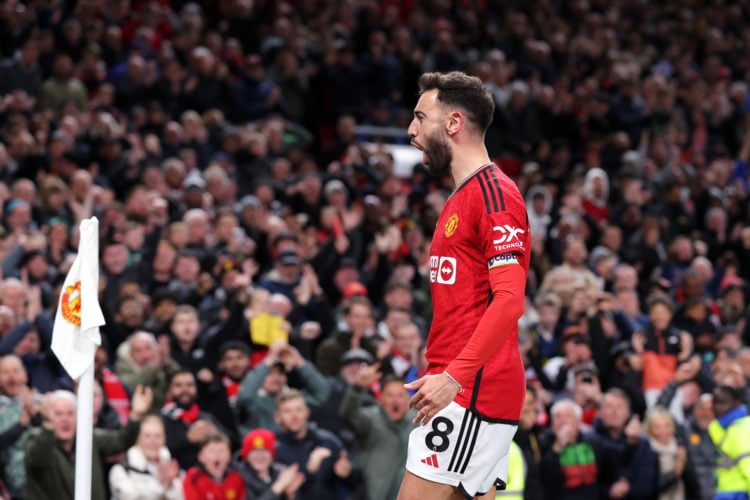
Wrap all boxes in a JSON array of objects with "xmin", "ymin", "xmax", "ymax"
[{"xmin": 183, "ymin": 466, "xmax": 246, "ymax": 500}]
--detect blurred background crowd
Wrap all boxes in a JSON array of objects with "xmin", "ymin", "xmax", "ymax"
[{"xmin": 1, "ymin": 0, "xmax": 750, "ymax": 498}]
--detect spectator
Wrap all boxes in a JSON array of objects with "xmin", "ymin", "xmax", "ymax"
[
  {"xmin": 593, "ymin": 389, "xmax": 656, "ymax": 499},
  {"xmin": 340, "ymin": 369, "xmax": 415, "ymax": 500},
  {"xmin": 25, "ymin": 386, "xmax": 153, "ymax": 500},
  {"xmin": 631, "ymin": 292, "xmax": 694, "ymax": 408},
  {"xmin": 513, "ymin": 385, "xmax": 544, "ymax": 500},
  {"xmin": 115, "ymin": 331, "xmax": 179, "ymax": 410},
  {"xmin": 645, "ymin": 406, "xmax": 697, "ymax": 500},
  {"xmin": 235, "ymin": 342, "xmax": 328, "ymax": 435},
  {"xmin": 183, "ymin": 432, "xmax": 245, "ymax": 500},
  {"xmin": 0, "ymin": 355, "xmax": 41, "ymax": 499},
  {"xmin": 316, "ymin": 296, "xmax": 381, "ymax": 376},
  {"xmin": 234, "ymin": 428, "xmax": 305, "ymax": 500},
  {"xmin": 540, "ymin": 399, "xmax": 601, "ymax": 500},
  {"xmin": 108, "ymin": 415, "xmax": 183, "ymax": 500},
  {"xmin": 274, "ymin": 390, "xmax": 362, "ymax": 499},
  {"xmin": 309, "ymin": 347, "xmax": 377, "ymax": 450},
  {"xmin": 708, "ymin": 385, "xmax": 750, "ymax": 498},
  {"xmin": 160, "ymin": 370, "xmax": 235, "ymax": 470},
  {"xmin": 679, "ymin": 393, "xmax": 716, "ymax": 500},
  {"xmin": 38, "ymin": 53, "xmax": 89, "ymax": 116}
]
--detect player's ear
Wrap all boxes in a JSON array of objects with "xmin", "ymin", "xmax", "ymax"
[{"xmin": 445, "ymin": 111, "xmax": 463, "ymax": 137}]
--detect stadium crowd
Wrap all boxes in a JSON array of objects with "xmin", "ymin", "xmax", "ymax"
[{"xmin": 1, "ymin": 0, "xmax": 750, "ymax": 498}]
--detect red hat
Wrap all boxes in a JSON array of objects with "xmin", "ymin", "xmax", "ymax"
[
  {"xmin": 720, "ymin": 275, "xmax": 745, "ymax": 294},
  {"xmin": 343, "ymin": 281, "xmax": 368, "ymax": 298},
  {"xmin": 242, "ymin": 429, "xmax": 276, "ymax": 458}
]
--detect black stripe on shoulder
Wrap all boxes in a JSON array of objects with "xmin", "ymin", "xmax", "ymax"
[
  {"xmin": 489, "ymin": 166, "xmax": 506, "ymax": 211},
  {"xmin": 477, "ymin": 169, "xmax": 498, "ymax": 214},
  {"xmin": 476, "ymin": 175, "xmax": 492, "ymax": 214}
]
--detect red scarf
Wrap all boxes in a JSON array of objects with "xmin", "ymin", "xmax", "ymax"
[
  {"xmin": 161, "ymin": 401, "xmax": 200, "ymax": 424},
  {"xmin": 101, "ymin": 367, "xmax": 131, "ymax": 425},
  {"xmin": 222, "ymin": 375, "xmax": 240, "ymax": 408}
]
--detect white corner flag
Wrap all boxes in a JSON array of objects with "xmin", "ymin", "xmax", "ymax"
[{"xmin": 51, "ymin": 217, "xmax": 106, "ymax": 379}]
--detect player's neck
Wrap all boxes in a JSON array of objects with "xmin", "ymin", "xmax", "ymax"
[{"xmin": 451, "ymin": 150, "xmax": 492, "ymax": 188}]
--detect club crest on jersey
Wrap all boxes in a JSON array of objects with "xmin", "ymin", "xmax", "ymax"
[
  {"xmin": 430, "ymin": 256, "xmax": 457, "ymax": 285},
  {"xmin": 444, "ymin": 213, "xmax": 459, "ymax": 238},
  {"xmin": 61, "ymin": 281, "xmax": 82, "ymax": 326},
  {"xmin": 488, "ymin": 252, "xmax": 519, "ymax": 269}
]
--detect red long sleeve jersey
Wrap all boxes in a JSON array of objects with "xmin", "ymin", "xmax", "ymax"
[{"xmin": 427, "ymin": 163, "xmax": 530, "ymax": 422}]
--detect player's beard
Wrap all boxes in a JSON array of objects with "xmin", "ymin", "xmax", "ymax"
[{"xmin": 423, "ymin": 131, "xmax": 452, "ymax": 178}]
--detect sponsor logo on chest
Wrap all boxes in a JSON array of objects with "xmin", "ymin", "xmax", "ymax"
[{"xmin": 429, "ymin": 256, "xmax": 457, "ymax": 285}]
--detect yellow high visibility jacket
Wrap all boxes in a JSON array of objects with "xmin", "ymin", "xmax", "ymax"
[
  {"xmin": 708, "ymin": 415, "xmax": 750, "ymax": 495},
  {"xmin": 496, "ymin": 441, "xmax": 526, "ymax": 499}
]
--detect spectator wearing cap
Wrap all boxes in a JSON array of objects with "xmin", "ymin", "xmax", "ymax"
[
  {"xmin": 316, "ymin": 296, "xmax": 382, "ymax": 376},
  {"xmin": 234, "ymin": 428, "xmax": 305, "ymax": 499},
  {"xmin": 230, "ymin": 53, "xmax": 282, "ymax": 122},
  {"xmin": 543, "ymin": 324, "xmax": 594, "ymax": 393},
  {"xmin": 3, "ymin": 198, "xmax": 33, "ymax": 235},
  {"xmin": 592, "ymin": 389, "xmax": 657, "ymax": 499},
  {"xmin": 631, "ymin": 292, "xmax": 694, "ymax": 409},
  {"xmin": 256, "ymin": 245, "xmax": 334, "ymax": 344},
  {"xmin": 234, "ymin": 342, "xmax": 328, "ymax": 436},
  {"xmin": 309, "ymin": 347, "xmax": 377, "ymax": 451},
  {"xmin": 340, "ymin": 369, "xmax": 415, "ymax": 500},
  {"xmin": 567, "ymin": 361, "xmax": 603, "ymax": 427}
]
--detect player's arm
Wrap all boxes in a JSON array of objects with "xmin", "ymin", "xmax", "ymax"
[{"xmin": 444, "ymin": 263, "xmax": 526, "ymax": 388}]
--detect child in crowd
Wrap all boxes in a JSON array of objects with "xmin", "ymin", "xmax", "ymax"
[{"xmin": 183, "ymin": 432, "xmax": 245, "ymax": 500}]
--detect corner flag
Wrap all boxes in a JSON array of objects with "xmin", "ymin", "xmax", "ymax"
[{"xmin": 51, "ymin": 217, "xmax": 106, "ymax": 379}]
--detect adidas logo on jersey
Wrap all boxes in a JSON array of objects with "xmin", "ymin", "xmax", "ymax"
[{"xmin": 420, "ymin": 454, "xmax": 439, "ymax": 468}]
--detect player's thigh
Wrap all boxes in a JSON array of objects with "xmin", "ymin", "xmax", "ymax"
[
  {"xmin": 474, "ymin": 485, "xmax": 497, "ymax": 499},
  {"xmin": 397, "ymin": 470, "xmax": 465, "ymax": 500}
]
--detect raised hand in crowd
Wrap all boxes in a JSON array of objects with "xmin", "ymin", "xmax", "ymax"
[
  {"xmin": 271, "ymin": 463, "xmax": 305, "ymax": 498},
  {"xmin": 333, "ymin": 450, "xmax": 353, "ymax": 479},
  {"xmin": 306, "ymin": 446, "xmax": 332, "ymax": 474},
  {"xmin": 298, "ymin": 321, "xmax": 322, "ymax": 340},
  {"xmin": 130, "ymin": 384, "xmax": 154, "ymax": 420},
  {"xmin": 354, "ymin": 362, "xmax": 382, "ymax": 389},
  {"xmin": 157, "ymin": 458, "xmax": 180, "ymax": 487}
]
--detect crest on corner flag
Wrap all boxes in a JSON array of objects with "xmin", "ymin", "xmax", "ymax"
[{"xmin": 51, "ymin": 217, "xmax": 106, "ymax": 379}]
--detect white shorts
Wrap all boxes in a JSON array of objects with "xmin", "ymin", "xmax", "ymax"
[{"xmin": 405, "ymin": 401, "xmax": 517, "ymax": 499}]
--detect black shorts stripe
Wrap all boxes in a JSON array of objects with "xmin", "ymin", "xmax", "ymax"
[
  {"xmin": 450, "ymin": 412, "xmax": 477, "ymax": 473},
  {"xmin": 448, "ymin": 408, "xmax": 471, "ymax": 471},
  {"xmin": 489, "ymin": 167, "xmax": 506, "ymax": 211},
  {"xmin": 459, "ymin": 417, "xmax": 481, "ymax": 474}
]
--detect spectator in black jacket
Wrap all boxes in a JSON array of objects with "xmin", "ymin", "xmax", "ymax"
[
  {"xmin": 274, "ymin": 389, "xmax": 361, "ymax": 499},
  {"xmin": 160, "ymin": 370, "xmax": 237, "ymax": 470},
  {"xmin": 593, "ymin": 389, "xmax": 657, "ymax": 499}
]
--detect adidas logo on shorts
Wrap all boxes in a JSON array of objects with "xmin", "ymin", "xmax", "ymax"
[{"xmin": 420, "ymin": 454, "xmax": 439, "ymax": 468}]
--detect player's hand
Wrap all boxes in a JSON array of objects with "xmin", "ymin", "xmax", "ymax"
[{"xmin": 405, "ymin": 373, "xmax": 460, "ymax": 426}]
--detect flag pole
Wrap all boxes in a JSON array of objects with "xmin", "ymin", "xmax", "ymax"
[
  {"xmin": 75, "ymin": 358, "xmax": 95, "ymax": 500},
  {"xmin": 52, "ymin": 217, "xmax": 106, "ymax": 500}
]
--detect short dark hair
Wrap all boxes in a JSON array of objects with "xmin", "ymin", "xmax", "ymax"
[{"xmin": 417, "ymin": 71, "xmax": 495, "ymax": 134}]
